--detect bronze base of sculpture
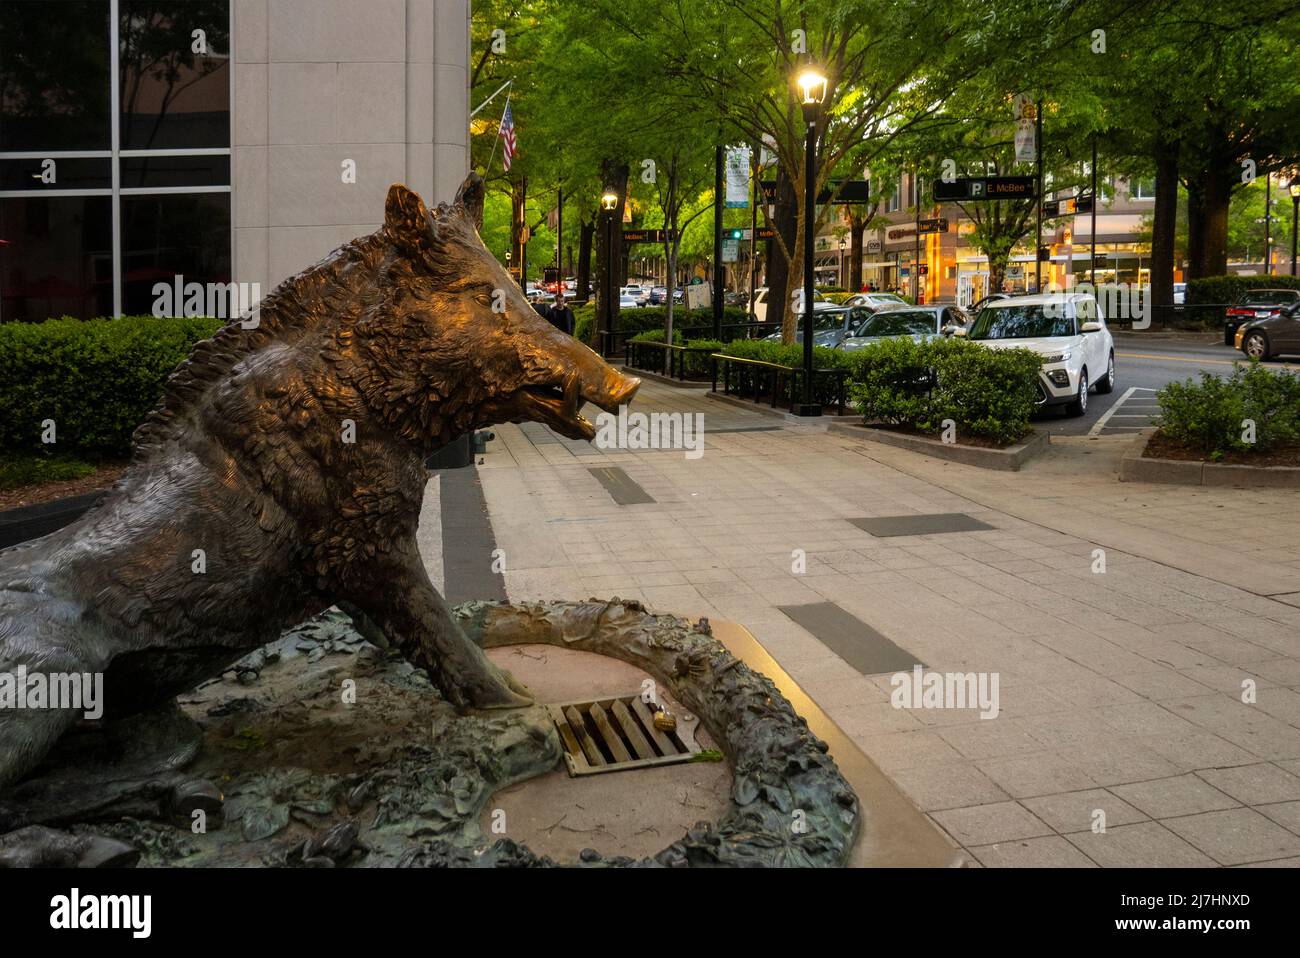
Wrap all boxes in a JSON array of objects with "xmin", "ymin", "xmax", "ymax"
[{"xmin": 0, "ymin": 600, "xmax": 860, "ymax": 868}]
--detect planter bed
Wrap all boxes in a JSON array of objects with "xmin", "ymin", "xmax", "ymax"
[
  {"xmin": 1121, "ymin": 429, "xmax": 1300, "ymax": 487},
  {"xmin": 827, "ymin": 421, "xmax": 1049, "ymax": 471}
]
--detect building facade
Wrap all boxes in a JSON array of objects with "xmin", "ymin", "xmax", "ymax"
[
  {"xmin": 823, "ymin": 170, "xmax": 1167, "ymax": 306},
  {"xmin": 0, "ymin": 0, "xmax": 471, "ymax": 323}
]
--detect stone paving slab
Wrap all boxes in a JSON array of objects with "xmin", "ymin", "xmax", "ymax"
[{"xmin": 454, "ymin": 379, "xmax": 1300, "ymax": 868}]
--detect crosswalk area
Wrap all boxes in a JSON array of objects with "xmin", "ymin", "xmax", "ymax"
[{"xmin": 1087, "ymin": 386, "xmax": 1161, "ymax": 437}]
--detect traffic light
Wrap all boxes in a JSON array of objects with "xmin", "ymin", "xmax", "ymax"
[{"xmin": 727, "ymin": 229, "xmax": 744, "ymax": 240}]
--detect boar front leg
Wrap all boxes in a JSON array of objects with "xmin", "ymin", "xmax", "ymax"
[{"xmin": 339, "ymin": 550, "xmax": 531, "ymax": 712}]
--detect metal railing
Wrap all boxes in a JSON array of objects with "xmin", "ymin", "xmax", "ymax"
[
  {"xmin": 711, "ymin": 353, "xmax": 849, "ymax": 416},
  {"xmin": 625, "ymin": 340, "xmax": 720, "ymax": 381}
]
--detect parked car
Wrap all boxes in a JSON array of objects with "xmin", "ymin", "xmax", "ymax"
[
  {"xmin": 843, "ymin": 292, "xmax": 909, "ymax": 311},
  {"xmin": 750, "ymin": 286, "xmax": 832, "ymax": 323},
  {"xmin": 1234, "ymin": 299, "xmax": 1300, "ymax": 360},
  {"xmin": 766, "ymin": 305, "xmax": 874, "ymax": 348},
  {"xmin": 1224, "ymin": 289, "xmax": 1300, "ymax": 345},
  {"xmin": 618, "ymin": 293, "xmax": 640, "ymax": 309},
  {"xmin": 648, "ymin": 286, "xmax": 669, "ymax": 305},
  {"xmin": 837, "ymin": 305, "xmax": 970, "ymax": 352},
  {"xmin": 962, "ymin": 293, "xmax": 1115, "ymax": 417}
]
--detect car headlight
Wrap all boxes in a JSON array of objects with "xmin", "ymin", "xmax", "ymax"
[{"xmin": 1042, "ymin": 351, "xmax": 1071, "ymax": 364}]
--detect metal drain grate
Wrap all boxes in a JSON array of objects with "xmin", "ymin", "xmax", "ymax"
[{"xmin": 548, "ymin": 694, "xmax": 701, "ymax": 776}]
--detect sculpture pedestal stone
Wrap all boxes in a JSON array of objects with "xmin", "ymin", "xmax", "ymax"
[{"xmin": 0, "ymin": 600, "xmax": 862, "ymax": 868}]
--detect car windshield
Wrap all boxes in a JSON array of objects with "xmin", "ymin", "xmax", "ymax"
[
  {"xmin": 813, "ymin": 311, "xmax": 848, "ymax": 331},
  {"xmin": 969, "ymin": 305, "xmax": 1075, "ymax": 339},
  {"xmin": 872, "ymin": 294, "xmax": 907, "ymax": 304},
  {"xmin": 1241, "ymin": 291, "xmax": 1298, "ymax": 304},
  {"xmin": 858, "ymin": 310, "xmax": 936, "ymax": 337}
]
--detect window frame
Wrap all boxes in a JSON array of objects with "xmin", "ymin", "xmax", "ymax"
[{"xmin": 0, "ymin": 0, "xmax": 233, "ymax": 319}]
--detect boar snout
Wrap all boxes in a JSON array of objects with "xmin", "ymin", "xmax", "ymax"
[{"xmin": 511, "ymin": 320, "xmax": 640, "ymax": 441}]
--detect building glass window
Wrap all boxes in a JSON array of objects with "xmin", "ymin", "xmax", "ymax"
[
  {"xmin": 0, "ymin": 0, "xmax": 231, "ymax": 322},
  {"xmin": 1131, "ymin": 178, "xmax": 1155, "ymax": 201}
]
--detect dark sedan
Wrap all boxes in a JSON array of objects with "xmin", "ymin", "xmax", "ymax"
[
  {"xmin": 1234, "ymin": 300, "xmax": 1300, "ymax": 360},
  {"xmin": 1224, "ymin": 289, "xmax": 1300, "ymax": 345}
]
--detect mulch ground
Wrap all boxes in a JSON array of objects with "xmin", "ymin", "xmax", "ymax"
[
  {"xmin": 0, "ymin": 463, "xmax": 127, "ymax": 512},
  {"xmin": 1144, "ymin": 430, "xmax": 1300, "ymax": 467}
]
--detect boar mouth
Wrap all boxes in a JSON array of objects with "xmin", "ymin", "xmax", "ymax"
[{"xmin": 515, "ymin": 370, "xmax": 639, "ymax": 441}]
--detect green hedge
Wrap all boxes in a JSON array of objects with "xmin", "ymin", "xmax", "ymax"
[
  {"xmin": 0, "ymin": 315, "xmax": 221, "ymax": 456},
  {"xmin": 1156, "ymin": 362, "xmax": 1300, "ymax": 458},
  {"xmin": 716, "ymin": 338, "xmax": 859, "ymax": 408},
  {"xmin": 849, "ymin": 336, "xmax": 1042, "ymax": 445},
  {"xmin": 573, "ymin": 303, "xmax": 753, "ymax": 347},
  {"xmin": 1186, "ymin": 274, "xmax": 1300, "ymax": 305}
]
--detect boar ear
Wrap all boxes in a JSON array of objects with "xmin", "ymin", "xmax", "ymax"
[
  {"xmin": 384, "ymin": 184, "xmax": 435, "ymax": 254},
  {"xmin": 454, "ymin": 173, "xmax": 486, "ymax": 230}
]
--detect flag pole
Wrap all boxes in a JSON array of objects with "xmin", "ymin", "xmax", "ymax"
[{"xmin": 485, "ymin": 89, "xmax": 512, "ymax": 179}]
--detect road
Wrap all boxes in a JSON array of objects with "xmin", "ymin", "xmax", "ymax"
[{"xmin": 1042, "ymin": 335, "xmax": 1300, "ymax": 436}]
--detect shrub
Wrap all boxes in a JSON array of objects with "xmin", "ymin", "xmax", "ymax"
[
  {"xmin": 0, "ymin": 315, "xmax": 222, "ymax": 456},
  {"xmin": 571, "ymin": 303, "xmax": 750, "ymax": 348},
  {"xmin": 1156, "ymin": 361, "xmax": 1300, "ymax": 458},
  {"xmin": 849, "ymin": 337, "xmax": 1041, "ymax": 445},
  {"xmin": 0, "ymin": 453, "xmax": 97, "ymax": 490},
  {"xmin": 1185, "ymin": 274, "xmax": 1300, "ymax": 305},
  {"xmin": 717, "ymin": 338, "xmax": 857, "ymax": 407}
]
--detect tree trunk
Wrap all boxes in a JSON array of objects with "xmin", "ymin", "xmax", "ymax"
[
  {"xmin": 577, "ymin": 215, "xmax": 594, "ymax": 306},
  {"xmin": 987, "ymin": 253, "xmax": 1009, "ymax": 297},
  {"xmin": 1150, "ymin": 137, "xmax": 1179, "ymax": 311},
  {"xmin": 767, "ymin": 166, "xmax": 798, "ymax": 342},
  {"xmin": 849, "ymin": 214, "xmax": 867, "ymax": 291},
  {"xmin": 1201, "ymin": 165, "xmax": 1232, "ymax": 277},
  {"xmin": 1186, "ymin": 178, "xmax": 1206, "ymax": 280}
]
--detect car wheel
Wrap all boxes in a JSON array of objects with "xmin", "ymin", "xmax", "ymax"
[
  {"xmin": 1065, "ymin": 368, "xmax": 1089, "ymax": 417},
  {"xmin": 1095, "ymin": 350, "xmax": 1115, "ymax": 394},
  {"xmin": 1243, "ymin": 330, "xmax": 1270, "ymax": 361}
]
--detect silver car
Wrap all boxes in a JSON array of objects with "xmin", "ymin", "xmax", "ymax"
[
  {"xmin": 767, "ymin": 305, "xmax": 875, "ymax": 348},
  {"xmin": 838, "ymin": 305, "xmax": 969, "ymax": 352}
]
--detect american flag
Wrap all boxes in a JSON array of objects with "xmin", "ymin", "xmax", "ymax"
[{"xmin": 500, "ymin": 101, "xmax": 518, "ymax": 172}]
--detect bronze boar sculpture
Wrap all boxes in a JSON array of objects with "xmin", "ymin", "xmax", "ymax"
[{"xmin": 0, "ymin": 173, "xmax": 640, "ymax": 792}]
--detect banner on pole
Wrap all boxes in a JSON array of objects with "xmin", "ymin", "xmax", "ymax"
[
  {"xmin": 725, "ymin": 146, "xmax": 751, "ymax": 208},
  {"xmin": 1015, "ymin": 120, "xmax": 1036, "ymax": 164}
]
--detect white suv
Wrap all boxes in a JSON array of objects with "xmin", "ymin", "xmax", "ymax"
[{"xmin": 961, "ymin": 292, "xmax": 1115, "ymax": 417}]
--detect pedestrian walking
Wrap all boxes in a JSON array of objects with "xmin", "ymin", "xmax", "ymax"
[{"xmin": 549, "ymin": 293, "xmax": 575, "ymax": 336}]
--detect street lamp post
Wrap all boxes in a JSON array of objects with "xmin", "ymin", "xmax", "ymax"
[
  {"xmin": 601, "ymin": 191, "xmax": 618, "ymax": 357},
  {"xmin": 839, "ymin": 237, "xmax": 848, "ymax": 289},
  {"xmin": 794, "ymin": 66, "xmax": 827, "ymax": 417},
  {"xmin": 1290, "ymin": 178, "xmax": 1300, "ymax": 277}
]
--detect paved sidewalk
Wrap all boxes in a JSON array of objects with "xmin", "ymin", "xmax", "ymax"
[{"xmin": 467, "ymin": 380, "xmax": 1300, "ymax": 867}]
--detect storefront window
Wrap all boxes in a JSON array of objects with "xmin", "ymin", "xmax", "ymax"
[{"xmin": 0, "ymin": 0, "xmax": 231, "ymax": 322}]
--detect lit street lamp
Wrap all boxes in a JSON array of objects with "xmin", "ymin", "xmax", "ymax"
[
  {"xmin": 1290, "ymin": 177, "xmax": 1300, "ymax": 277},
  {"xmin": 794, "ymin": 66, "xmax": 828, "ymax": 417},
  {"xmin": 601, "ymin": 190, "xmax": 619, "ymax": 357}
]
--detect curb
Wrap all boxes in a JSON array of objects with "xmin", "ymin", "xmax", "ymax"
[
  {"xmin": 0, "ymin": 491, "xmax": 108, "ymax": 550},
  {"xmin": 1120, "ymin": 428, "xmax": 1300, "ymax": 487},
  {"xmin": 827, "ymin": 422, "xmax": 1049, "ymax": 472},
  {"xmin": 704, "ymin": 389, "xmax": 798, "ymax": 420},
  {"xmin": 620, "ymin": 365, "xmax": 709, "ymax": 389}
]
